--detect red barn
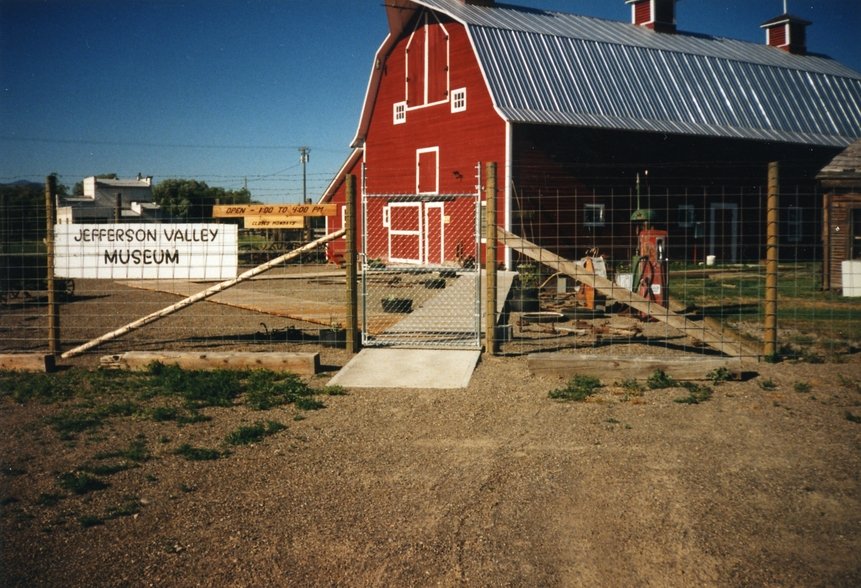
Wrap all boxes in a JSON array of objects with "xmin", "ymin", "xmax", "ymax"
[{"xmin": 321, "ymin": 0, "xmax": 861, "ymax": 269}]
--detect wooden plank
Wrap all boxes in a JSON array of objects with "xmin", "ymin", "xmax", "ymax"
[
  {"xmin": 0, "ymin": 354, "xmax": 55, "ymax": 373},
  {"xmin": 528, "ymin": 353, "xmax": 743, "ymax": 381},
  {"xmin": 213, "ymin": 203, "xmax": 336, "ymax": 218},
  {"xmin": 244, "ymin": 216, "xmax": 303, "ymax": 229},
  {"xmin": 100, "ymin": 351, "xmax": 320, "ymax": 376},
  {"xmin": 499, "ymin": 229, "xmax": 754, "ymax": 358}
]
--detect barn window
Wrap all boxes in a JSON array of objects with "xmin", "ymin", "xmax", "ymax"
[
  {"xmin": 393, "ymin": 101, "xmax": 407, "ymax": 125},
  {"xmin": 677, "ymin": 204, "xmax": 695, "ymax": 228},
  {"xmin": 451, "ymin": 88, "xmax": 467, "ymax": 113},
  {"xmin": 787, "ymin": 205, "xmax": 803, "ymax": 243},
  {"xmin": 382, "ymin": 205, "xmax": 390, "ymax": 229},
  {"xmin": 584, "ymin": 203, "xmax": 605, "ymax": 227}
]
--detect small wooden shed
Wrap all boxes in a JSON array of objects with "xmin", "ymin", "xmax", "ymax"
[{"xmin": 819, "ymin": 139, "xmax": 861, "ymax": 291}]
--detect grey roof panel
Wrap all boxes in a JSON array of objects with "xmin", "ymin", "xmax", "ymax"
[{"xmin": 413, "ymin": 0, "xmax": 861, "ymax": 146}]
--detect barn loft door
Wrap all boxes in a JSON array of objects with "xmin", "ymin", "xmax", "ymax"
[
  {"xmin": 417, "ymin": 148, "xmax": 439, "ymax": 194},
  {"xmin": 405, "ymin": 12, "xmax": 449, "ymax": 107}
]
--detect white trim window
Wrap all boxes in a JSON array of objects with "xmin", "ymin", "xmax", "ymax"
[
  {"xmin": 584, "ymin": 203, "xmax": 605, "ymax": 227},
  {"xmin": 393, "ymin": 101, "xmax": 407, "ymax": 125},
  {"xmin": 677, "ymin": 204, "xmax": 695, "ymax": 228},
  {"xmin": 451, "ymin": 88, "xmax": 467, "ymax": 113}
]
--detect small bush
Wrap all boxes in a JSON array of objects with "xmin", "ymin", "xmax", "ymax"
[
  {"xmin": 549, "ymin": 375, "xmax": 602, "ymax": 401},
  {"xmin": 793, "ymin": 381, "xmax": 812, "ymax": 394},
  {"xmin": 706, "ymin": 367, "xmax": 732, "ymax": 385},
  {"xmin": 758, "ymin": 378, "xmax": 778, "ymax": 391},
  {"xmin": 646, "ymin": 370, "xmax": 676, "ymax": 390}
]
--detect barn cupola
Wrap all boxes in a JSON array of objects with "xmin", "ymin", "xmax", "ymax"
[
  {"xmin": 760, "ymin": 11, "xmax": 811, "ymax": 55},
  {"xmin": 625, "ymin": 0, "xmax": 677, "ymax": 34}
]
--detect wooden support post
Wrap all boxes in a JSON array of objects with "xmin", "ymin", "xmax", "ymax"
[
  {"xmin": 345, "ymin": 174, "xmax": 360, "ymax": 353},
  {"xmin": 764, "ymin": 162, "xmax": 779, "ymax": 359},
  {"xmin": 45, "ymin": 175, "xmax": 60, "ymax": 357},
  {"xmin": 485, "ymin": 162, "xmax": 498, "ymax": 355},
  {"xmin": 61, "ymin": 228, "xmax": 345, "ymax": 359}
]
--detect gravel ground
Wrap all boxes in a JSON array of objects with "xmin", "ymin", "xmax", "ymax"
[{"xmin": 1, "ymin": 277, "xmax": 860, "ymax": 586}]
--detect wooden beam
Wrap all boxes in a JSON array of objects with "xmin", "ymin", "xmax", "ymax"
[
  {"xmin": 0, "ymin": 354, "xmax": 56, "ymax": 373},
  {"xmin": 528, "ymin": 353, "xmax": 743, "ymax": 381},
  {"xmin": 499, "ymin": 229, "xmax": 753, "ymax": 358},
  {"xmin": 99, "ymin": 351, "xmax": 320, "ymax": 376}
]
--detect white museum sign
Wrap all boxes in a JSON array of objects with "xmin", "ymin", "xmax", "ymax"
[{"xmin": 55, "ymin": 223, "xmax": 238, "ymax": 280}]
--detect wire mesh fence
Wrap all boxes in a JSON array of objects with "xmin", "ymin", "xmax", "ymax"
[
  {"xmin": 1, "ymin": 162, "xmax": 859, "ymax": 365},
  {"xmin": 361, "ymin": 191, "xmax": 481, "ymax": 349},
  {"xmin": 492, "ymin": 161, "xmax": 860, "ymax": 361}
]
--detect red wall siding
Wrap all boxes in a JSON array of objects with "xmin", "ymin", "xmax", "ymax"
[{"xmin": 365, "ymin": 18, "xmax": 506, "ymax": 197}]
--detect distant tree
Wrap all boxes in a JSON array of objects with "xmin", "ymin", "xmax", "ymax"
[
  {"xmin": 0, "ymin": 182, "xmax": 45, "ymax": 243},
  {"xmin": 153, "ymin": 179, "xmax": 253, "ymax": 220}
]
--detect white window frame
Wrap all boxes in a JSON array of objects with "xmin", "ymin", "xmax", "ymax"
[
  {"xmin": 583, "ymin": 203, "xmax": 605, "ymax": 227},
  {"xmin": 787, "ymin": 205, "xmax": 803, "ymax": 243},
  {"xmin": 451, "ymin": 87, "xmax": 467, "ymax": 113},
  {"xmin": 393, "ymin": 101, "xmax": 407, "ymax": 125},
  {"xmin": 677, "ymin": 204, "xmax": 695, "ymax": 228}
]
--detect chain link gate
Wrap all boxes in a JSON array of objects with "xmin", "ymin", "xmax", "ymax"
[{"xmin": 361, "ymin": 175, "xmax": 482, "ymax": 349}]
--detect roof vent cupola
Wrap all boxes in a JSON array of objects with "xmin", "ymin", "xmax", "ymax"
[
  {"xmin": 625, "ymin": 0, "xmax": 677, "ymax": 34},
  {"xmin": 760, "ymin": 9, "xmax": 811, "ymax": 55}
]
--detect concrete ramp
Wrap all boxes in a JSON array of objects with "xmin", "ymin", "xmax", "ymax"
[{"xmin": 328, "ymin": 349, "xmax": 481, "ymax": 389}]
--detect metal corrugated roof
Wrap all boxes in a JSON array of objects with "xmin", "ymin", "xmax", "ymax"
[{"xmin": 413, "ymin": 0, "xmax": 861, "ymax": 147}]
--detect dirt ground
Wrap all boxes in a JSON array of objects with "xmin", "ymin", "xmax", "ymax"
[{"xmin": 1, "ymin": 277, "xmax": 861, "ymax": 586}]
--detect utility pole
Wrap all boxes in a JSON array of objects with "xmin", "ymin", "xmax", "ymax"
[{"xmin": 298, "ymin": 146, "xmax": 311, "ymax": 203}]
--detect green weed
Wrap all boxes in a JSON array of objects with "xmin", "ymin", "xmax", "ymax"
[
  {"xmin": 549, "ymin": 375, "xmax": 602, "ymax": 401},
  {"xmin": 758, "ymin": 378, "xmax": 778, "ymax": 391},
  {"xmin": 706, "ymin": 367, "xmax": 733, "ymax": 385},
  {"xmin": 793, "ymin": 381, "xmax": 812, "ymax": 394},
  {"xmin": 674, "ymin": 382, "xmax": 714, "ymax": 405},
  {"xmin": 173, "ymin": 444, "xmax": 221, "ymax": 461},
  {"xmin": 57, "ymin": 471, "xmax": 109, "ymax": 495},
  {"xmin": 646, "ymin": 370, "xmax": 676, "ymax": 390},
  {"xmin": 225, "ymin": 421, "xmax": 286, "ymax": 446},
  {"xmin": 846, "ymin": 411, "xmax": 861, "ymax": 424}
]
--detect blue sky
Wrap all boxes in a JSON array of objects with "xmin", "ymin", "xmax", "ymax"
[{"xmin": 1, "ymin": 0, "xmax": 859, "ymax": 203}]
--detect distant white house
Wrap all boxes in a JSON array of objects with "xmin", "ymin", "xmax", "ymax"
[{"xmin": 57, "ymin": 175, "xmax": 161, "ymax": 224}]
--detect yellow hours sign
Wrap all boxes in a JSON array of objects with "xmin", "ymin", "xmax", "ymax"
[{"xmin": 212, "ymin": 204, "xmax": 336, "ymax": 218}]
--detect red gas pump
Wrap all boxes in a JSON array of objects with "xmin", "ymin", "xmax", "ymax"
[{"xmin": 633, "ymin": 229, "xmax": 669, "ymax": 308}]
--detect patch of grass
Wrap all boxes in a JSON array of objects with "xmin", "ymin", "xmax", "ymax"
[
  {"xmin": 295, "ymin": 397, "xmax": 326, "ymax": 411},
  {"xmin": 0, "ymin": 371, "xmax": 77, "ymax": 403},
  {"xmin": 173, "ymin": 444, "xmax": 222, "ymax": 461},
  {"xmin": 321, "ymin": 385, "xmax": 348, "ymax": 396},
  {"xmin": 225, "ymin": 420, "xmax": 286, "ymax": 446},
  {"xmin": 674, "ymin": 382, "xmax": 714, "ymax": 405},
  {"xmin": 646, "ymin": 370, "xmax": 676, "ymax": 390},
  {"xmin": 758, "ymin": 378, "xmax": 778, "ymax": 391},
  {"xmin": 80, "ymin": 462, "xmax": 137, "ymax": 476},
  {"xmin": 46, "ymin": 410, "xmax": 104, "ymax": 439},
  {"xmin": 149, "ymin": 405, "xmax": 211, "ymax": 425},
  {"xmin": 846, "ymin": 411, "xmax": 861, "ymax": 424},
  {"xmin": 149, "ymin": 362, "xmax": 243, "ymax": 408},
  {"xmin": 793, "ymin": 381, "xmax": 812, "ymax": 394},
  {"xmin": 618, "ymin": 378, "xmax": 645, "ymax": 393},
  {"xmin": 57, "ymin": 471, "xmax": 109, "ymax": 495},
  {"xmin": 94, "ymin": 437, "xmax": 150, "ymax": 463},
  {"xmin": 244, "ymin": 373, "xmax": 319, "ymax": 410},
  {"xmin": 36, "ymin": 492, "xmax": 65, "ymax": 506},
  {"xmin": 78, "ymin": 515, "xmax": 105, "ymax": 528},
  {"xmin": 105, "ymin": 496, "xmax": 142, "ymax": 520},
  {"xmin": 549, "ymin": 375, "xmax": 602, "ymax": 402}
]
